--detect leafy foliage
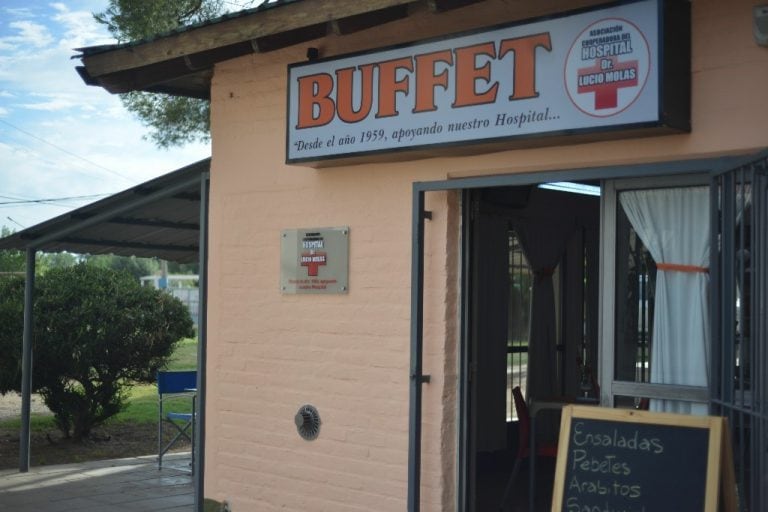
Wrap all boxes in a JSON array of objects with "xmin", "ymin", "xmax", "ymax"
[
  {"xmin": 93, "ymin": 0, "xmax": 224, "ymax": 42},
  {"xmin": 2, "ymin": 264, "xmax": 195, "ymax": 440},
  {"xmin": 1, "ymin": 226, "xmax": 77, "ymax": 275},
  {"xmin": 80, "ymin": 254, "xmax": 198, "ymax": 281},
  {"xmin": 0, "ymin": 277, "xmax": 24, "ymax": 395},
  {"xmin": 0, "ymin": 226, "xmax": 25, "ymax": 274},
  {"xmin": 36, "ymin": 252, "xmax": 77, "ymax": 274},
  {"xmin": 92, "ymin": 0, "xmax": 225, "ymax": 148},
  {"xmin": 82, "ymin": 254, "xmax": 160, "ymax": 281},
  {"xmin": 122, "ymin": 92, "xmax": 211, "ymax": 148}
]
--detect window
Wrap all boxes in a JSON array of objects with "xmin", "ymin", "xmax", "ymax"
[
  {"xmin": 601, "ymin": 177, "xmax": 711, "ymax": 412},
  {"xmin": 613, "ymin": 209, "xmax": 655, "ymax": 408},
  {"xmin": 507, "ymin": 229, "xmax": 531, "ymax": 420}
]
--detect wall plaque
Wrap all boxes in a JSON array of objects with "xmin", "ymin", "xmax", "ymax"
[{"xmin": 281, "ymin": 227, "xmax": 349, "ymax": 294}]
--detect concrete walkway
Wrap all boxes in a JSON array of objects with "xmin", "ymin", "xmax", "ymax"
[{"xmin": 0, "ymin": 452, "xmax": 193, "ymax": 511}]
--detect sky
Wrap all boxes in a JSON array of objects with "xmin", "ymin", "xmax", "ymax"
[{"xmin": 0, "ymin": 1, "xmax": 213, "ymax": 231}]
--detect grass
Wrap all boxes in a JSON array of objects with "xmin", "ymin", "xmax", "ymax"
[
  {"xmin": 0, "ymin": 338, "xmax": 199, "ymax": 469},
  {"xmin": 109, "ymin": 337, "xmax": 199, "ymax": 424},
  {"xmin": 0, "ymin": 337, "xmax": 198, "ymax": 430},
  {"xmin": 0, "ymin": 414, "xmax": 58, "ymax": 431},
  {"xmin": 168, "ymin": 337, "xmax": 199, "ymax": 370}
]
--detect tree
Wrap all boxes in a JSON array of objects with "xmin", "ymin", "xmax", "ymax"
[
  {"xmin": 0, "ymin": 226, "xmax": 24, "ymax": 275},
  {"xmin": 36, "ymin": 252, "xmax": 77, "ymax": 274},
  {"xmin": 93, "ymin": 0, "xmax": 225, "ymax": 147},
  {"xmin": 82, "ymin": 254, "xmax": 160, "ymax": 281},
  {"xmin": 0, "ymin": 276, "xmax": 24, "ymax": 395},
  {"xmin": 119, "ymin": 92, "xmax": 211, "ymax": 148},
  {"xmin": 2, "ymin": 264, "xmax": 195, "ymax": 440},
  {"xmin": 1, "ymin": 226, "xmax": 77, "ymax": 275}
]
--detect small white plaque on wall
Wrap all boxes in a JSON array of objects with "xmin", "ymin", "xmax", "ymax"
[{"xmin": 280, "ymin": 226, "xmax": 349, "ymax": 294}]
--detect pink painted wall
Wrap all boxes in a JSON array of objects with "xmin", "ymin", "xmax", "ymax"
[{"xmin": 205, "ymin": 1, "xmax": 767, "ymax": 510}]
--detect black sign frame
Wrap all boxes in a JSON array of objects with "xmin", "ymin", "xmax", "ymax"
[
  {"xmin": 285, "ymin": 0, "xmax": 691, "ymax": 167},
  {"xmin": 551, "ymin": 405, "xmax": 736, "ymax": 512}
]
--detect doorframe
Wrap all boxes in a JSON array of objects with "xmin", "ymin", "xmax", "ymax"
[{"xmin": 407, "ymin": 153, "xmax": 746, "ymax": 512}]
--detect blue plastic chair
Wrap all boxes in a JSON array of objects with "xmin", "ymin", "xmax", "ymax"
[{"xmin": 157, "ymin": 370, "xmax": 197, "ymax": 470}]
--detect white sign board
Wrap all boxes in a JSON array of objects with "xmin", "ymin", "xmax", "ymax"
[{"xmin": 286, "ymin": 0, "xmax": 688, "ymax": 164}]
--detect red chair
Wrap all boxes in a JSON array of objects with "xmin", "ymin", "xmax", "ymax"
[{"xmin": 498, "ymin": 386, "xmax": 558, "ymax": 511}]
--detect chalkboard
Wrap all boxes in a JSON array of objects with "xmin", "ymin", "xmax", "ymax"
[{"xmin": 551, "ymin": 405, "xmax": 736, "ymax": 512}]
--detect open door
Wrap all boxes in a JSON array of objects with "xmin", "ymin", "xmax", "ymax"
[
  {"xmin": 465, "ymin": 189, "xmax": 513, "ymax": 511},
  {"xmin": 463, "ymin": 185, "xmax": 600, "ymax": 512}
]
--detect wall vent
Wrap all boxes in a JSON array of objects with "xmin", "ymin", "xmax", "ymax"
[{"xmin": 294, "ymin": 404, "xmax": 321, "ymax": 441}]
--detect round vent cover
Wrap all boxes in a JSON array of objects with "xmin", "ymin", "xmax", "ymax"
[{"xmin": 295, "ymin": 404, "xmax": 321, "ymax": 441}]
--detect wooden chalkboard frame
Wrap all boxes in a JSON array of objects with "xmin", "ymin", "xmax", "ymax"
[{"xmin": 551, "ymin": 405, "xmax": 736, "ymax": 512}]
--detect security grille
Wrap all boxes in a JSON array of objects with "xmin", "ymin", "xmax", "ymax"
[{"xmin": 711, "ymin": 151, "xmax": 768, "ymax": 512}]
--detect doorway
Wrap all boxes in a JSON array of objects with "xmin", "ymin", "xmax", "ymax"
[
  {"xmin": 463, "ymin": 184, "xmax": 600, "ymax": 512},
  {"xmin": 406, "ymin": 154, "xmax": 761, "ymax": 512}
]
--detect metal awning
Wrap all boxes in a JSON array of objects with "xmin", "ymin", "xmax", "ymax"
[
  {"xmin": 7, "ymin": 157, "xmax": 211, "ymax": 512},
  {"xmin": 0, "ymin": 158, "xmax": 209, "ymax": 263}
]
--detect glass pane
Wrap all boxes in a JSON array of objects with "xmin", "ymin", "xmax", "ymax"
[
  {"xmin": 614, "ymin": 200, "xmax": 655, "ymax": 383},
  {"xmin": 507, "ymin": 229, "xmax": 531, "ymax": 420}
]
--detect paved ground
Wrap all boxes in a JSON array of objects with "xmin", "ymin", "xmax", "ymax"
[{"xmin": 0, "ymin": 452, "xmax": 193, "ymax": 511}]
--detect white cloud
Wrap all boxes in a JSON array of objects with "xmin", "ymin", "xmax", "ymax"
[
  {"xmin": 51, "ymin": 3, "xmax": 114, "ymax": 49},
  {"xmin": 0, "ymin": 1, "xmax": 211, "ymax": 229},
  {"xmin": 18, "ymin": 98, "xmax": 77, "ymax": 111},
  {"xmin": 4, "ymin": 21, "xmax": 54, "ymax": 49},
  {"xmin": 1, "ymin": 7, "xmax": 36, "ymax": 19}
]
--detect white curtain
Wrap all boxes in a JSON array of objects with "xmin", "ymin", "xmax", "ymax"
[{"xmin": 619, "ymin": 187, "xmax": 710, "ymax": 415}]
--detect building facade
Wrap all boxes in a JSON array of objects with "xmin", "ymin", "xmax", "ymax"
[{"xmin": 76, "ymin": 1, "xmax": 767, "ymax": 510}]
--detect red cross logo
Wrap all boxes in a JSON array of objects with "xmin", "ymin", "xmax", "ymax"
[
  {"xmin": 577, "ymin": 56, "xmax": 638, "ymax": 110},
  {"xmin": 300, "ymin": 251, "xmax": 327, "ymax": 277}
]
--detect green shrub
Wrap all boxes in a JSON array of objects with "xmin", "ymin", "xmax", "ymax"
[
  {"xmin": 0, "ymin": 276, "xmax": 24, "ymax": 394},
  {"xmin": 32, "ymin": 264, "xmax": 194, "ymax": 440}
]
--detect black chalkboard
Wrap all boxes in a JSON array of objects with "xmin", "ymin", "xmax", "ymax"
[{"xmin": 551, "ymin": 405, "xmax": 734, "ymax": 512}]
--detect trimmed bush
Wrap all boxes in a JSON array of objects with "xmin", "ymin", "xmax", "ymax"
[{"xmin": 1, "ymin": 264, "xmax": 194, "ymax": 440}]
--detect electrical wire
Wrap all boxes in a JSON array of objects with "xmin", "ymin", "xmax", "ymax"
[
  {"xmin": 0, "ymin": 118, "xmax": 138, "ymax": 185},
  {"xmin": 0, "ymin": 192, "xmax": 111, "ymax": 206}
]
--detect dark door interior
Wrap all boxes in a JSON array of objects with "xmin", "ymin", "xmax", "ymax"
[{"xmin": 464, "ymin": 184, "xmax": 600, "ymax": 511}]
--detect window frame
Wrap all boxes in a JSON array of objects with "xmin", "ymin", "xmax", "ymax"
[{"xmin": 599, "ymin": 174, "xmax": 712, "ymax": 408}]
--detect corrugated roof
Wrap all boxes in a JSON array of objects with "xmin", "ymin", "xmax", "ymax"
[{"xmin": 0, "ymin": 159, "xmax": 210, "ymax": 263}]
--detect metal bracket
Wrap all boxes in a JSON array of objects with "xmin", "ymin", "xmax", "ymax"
[
  {"xmin": 411, "ymin": 373, "xmax": 431, "ymax": 384},
  {"xmin": 423, "ymin": 210, "xmax": 433, "ymax": 220}
]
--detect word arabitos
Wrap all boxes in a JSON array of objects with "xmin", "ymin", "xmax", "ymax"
[{"xmin": 296, "ymin": 33, "xmax": 552, "ymax": 129}]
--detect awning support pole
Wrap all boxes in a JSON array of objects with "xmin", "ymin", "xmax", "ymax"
[
  {"xmin": 193, "ymin": 172, "xmax": 210, "ymax": 511},
  {"xmin": 408, "ymin": 187, "xmax": 426, "ymax": 512},
  {"xmin": 19, "ymin": 248, "xmax": 35, "ymax": 472}
]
